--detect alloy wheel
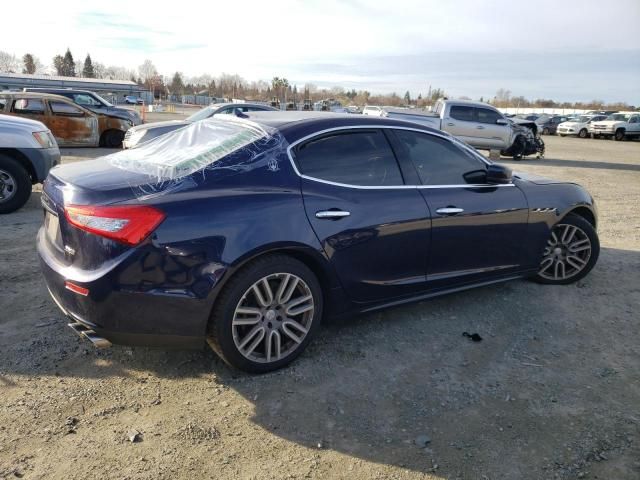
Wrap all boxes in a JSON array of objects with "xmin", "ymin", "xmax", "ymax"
[
  {"xmin": 0, "ymin": 169, "xmax": 17, "ymax": 203},
  {"xmin": 538, "ymin": 223, "xmax": 592, "ymax": 281},
  {"xmin": 232, "ymin": 273, "xmax": 315, "ymax": 363}
]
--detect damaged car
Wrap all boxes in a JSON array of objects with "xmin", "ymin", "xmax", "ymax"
[
  {"xmin": 24, "ymin": 88, "xmax": 141, "ymax": 147},
  {"xmin": 501, "ymin": 118, "xmax": 545, "ymax": 159},
  {"xmin": 38, "ymin": 112, "xmax": 599, "ymax": 373},
  {"xmin": 0, "ymin": 92, "xmax": 135, "ymax": 147}
]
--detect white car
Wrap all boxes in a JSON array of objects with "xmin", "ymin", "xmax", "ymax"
[
  {"xmin": 362, "ymin": 105, "xmax": 385, "ymax": 116},
  {"xmin": 557, "ymin": 115, "xmax": 607, "ymax": 138},
  {"xmin": 589, "ymin": 112, "xmax": 640, "ymax": 141}
]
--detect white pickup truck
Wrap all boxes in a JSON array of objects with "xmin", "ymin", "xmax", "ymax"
[
  {"xmin": 378, "ymin": 99, "xmax": 519, "ymax": 151},
  {"xmin": 589, "ymin": 111, "xmax": 640, "ymax": 141}
]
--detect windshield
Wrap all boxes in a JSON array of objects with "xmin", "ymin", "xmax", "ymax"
[
  {"xmin": 92, "ymin": 92, "xmax": 113, "ymax": 107},
  {"xmin": 575, "ymin": 116, "xmax": 591, "ymax": 123},
  {"xmin": 186, "ymin": 106, "xmax": 216, "ymax": 122},
  {"xmin": 607, "ymin": 113, "xmax": 630, "ymax": 121}
]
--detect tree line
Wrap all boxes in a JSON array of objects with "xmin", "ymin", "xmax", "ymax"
[{"xmin": 0, "ymin": 49, "xmax": 634, "ymax": 110}]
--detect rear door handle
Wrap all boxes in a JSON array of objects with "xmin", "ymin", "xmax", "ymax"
[
  {"xmin": 446, "ymin": 122, "xmax": 455, "ymax": 126},
  {"xmin": 316, "ymin": 210, "xmax": 351, "ymax": 219},
  {"xmin": 436, "ymin": 207, "xmax": 464, "ymax": 215},
  {"xmin": 476, "ymin": 125, "xmax": 485, "ymax": 129}
]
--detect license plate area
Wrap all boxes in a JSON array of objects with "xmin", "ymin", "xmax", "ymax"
[{"xmin": 45, "ymin": 211, "xmax": 63, "ymax": 249}]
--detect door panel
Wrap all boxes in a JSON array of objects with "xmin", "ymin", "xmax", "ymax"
[
  {"xmin": 421, "ymin": 186, "xmax": 529, "ymax": 287},
  {"xmin": 475, "ymin": 107, "xmax": 510, "ymax": 149},
  {"xmin": 47, "ymin": 101, "xmax": 99, "ymax": 146},
  {"xmin": 302, "ymin": 180, "xmax": 431, "ymax": 302},
  {"xmin": 444, "ymin": 105, "xmax": 477, "ymax": 145}
]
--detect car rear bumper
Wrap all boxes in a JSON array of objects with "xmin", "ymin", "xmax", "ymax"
[{"xmin": 37, "ymin": 227, "xmax": 207, "ymax": 349}]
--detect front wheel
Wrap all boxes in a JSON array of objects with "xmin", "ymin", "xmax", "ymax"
[
  {"xmin": 578, "ymin": 129, "xmax": 588, "ymax": 138},
  {"xmin": 534, "ymin": 214, "xmax": 599, "ymax": 285},
  {"xmin": 207, "ymin": 255, "xmax": 323, "ymax": 373},
  {"xmin": 614, "ymin": 129, "xmax": 626, "ymax": 141},
  {"xmin": 101, "ymin": 130, "xmax": 125, "ymax": 148}
]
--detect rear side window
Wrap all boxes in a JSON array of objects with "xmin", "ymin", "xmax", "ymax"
[
  {"xmin": 295, "ymin": 130, "xmax": 404, "ymax": 186},
  {"xmin": 393, "ymin": 130, "xmax": 485, "ymax": 185},
  {"xmin": 476, "ymin": 108, "xmax": 502, "ymax": 124},
  {"xmin": 449, "ymin": 105, "xmax": 474, "ymax": 122},
  {"xmin": 0, "ymin": 98, "xmax": 6, "ymax": 111},
  {"xmin": 50, "ymin": 101, "xmax": 85, "ymax": 117},
  {"xmin": 12, "ymin": 98, "xmax": 45, "ymax": 114},
  {"xmin": 73, "ymin": 94, "xmax": 101, "ymax": 106}
]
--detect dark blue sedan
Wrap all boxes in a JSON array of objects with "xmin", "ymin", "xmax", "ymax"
[{"xmin": 37, "ymin": 112, "xmax": 600, "ymax": 372}]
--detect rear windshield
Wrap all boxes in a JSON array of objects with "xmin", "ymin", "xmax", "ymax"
[{"xmin": 108, "ymin": 118, "xmax": 269, "ymax": 180}]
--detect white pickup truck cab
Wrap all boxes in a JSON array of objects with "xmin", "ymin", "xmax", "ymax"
[
  {"xmin": 380, "ymin": 100, "xmax": 513, "ymax": 151},
  {"xmin": 589, "ymin": 112, "xmax": 640, "ymax": 141}
]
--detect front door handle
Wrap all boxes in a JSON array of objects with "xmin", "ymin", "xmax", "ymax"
[
  {"xmin": 446, "ymin": 122, "xmax": 455, "ymax": 127},
  {"xmin": 436, "ymin": 207, "xmax": 464, "ymax": 215},
  {"xmin": 316, "ymin": 210, "xmax": 351, "ymax": 219},
  {"xmin": 476, "ymin": 125, "xmax": 485, "ymax": 129}
]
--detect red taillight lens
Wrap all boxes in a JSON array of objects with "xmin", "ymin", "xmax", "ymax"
[{"xmin": 64, "ymin": 205, "xmax": 165, "ymax": 246}]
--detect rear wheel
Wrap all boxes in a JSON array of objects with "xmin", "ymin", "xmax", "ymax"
[
  {"xmin": 0, "ymin": 155, "xmax": 32, "ymax": 214},
  {"xmin": 542, "ymin": 127, "xmax": 550, "ymax": 135},
  {"xmin": 614, "ymin": 129, "xmax": 626, "ymax": 141},
  {"xmin": 534, "ymin": 214, "xmax": 599, "ymax": 285},
  {"xmin": 578, "ymin": 129, "xmax": 588, "ymax": 138},
  {"xmin": 207, "ymin": 255, "xmax": 323, "ymax": 373},
  {"xmin": 101, "ymin": 129, "xmax": 125, "ymax": 148}
]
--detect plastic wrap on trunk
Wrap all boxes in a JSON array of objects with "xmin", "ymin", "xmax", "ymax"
[{"xmin": 105, "ymin": 118, "xmax": 287, "ymax": 199}]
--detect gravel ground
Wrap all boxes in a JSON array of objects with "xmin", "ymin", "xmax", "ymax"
[{"xmin": 0, "ymin": 135, "xmax": 639, "ymax": 480}]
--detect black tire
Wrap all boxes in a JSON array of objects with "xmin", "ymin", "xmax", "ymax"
[
  {"xmin": 511, "ymin": 135, "xmax": 526, "ymax": 160},
  {"xmin": 533, "ymin": 213, "xmax": 600, "ymax": 285},
  {"xmin": 542, "ymin": 127, "xmax": 550, "ymax": 135},
  {"xmin": 0, "ymin": 154, "xmax": 32, "ymax": 214},
  {"xmin": 207, "ymin": 254, "xmax": 323, "ymax": 373},
  {"xmin": 614, "ymin": 129, "xmax": 626, "ymax": 141},
  {"xmin": 559, "ymin": 134, "xmax": 566, "ymax": 137},
  {"xmin": 101, "ymin": 130, "xmax": 125, "ymax": 148},
  {"xmin": 578, "ymin": 129, "xmax": 588, "ymax": 138}
]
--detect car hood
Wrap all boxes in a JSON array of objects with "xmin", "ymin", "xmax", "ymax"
[
  {"xmin": 559, "ymin": 122, "xmax": 584, "ymax": 128},
  {"xmin": 85, "ymin": 105, "xmax": 140, "ymax": 123},
  {"xmin": 128, "ymin": 119, "xmax": 190, "ymax": 133},
  {"xmin": 514, "ymin": 171, "xmax": 571, "ymax": 185},
  {"xmin": 0, "ymin": 113, "xmax": 46, "ymax": 131}
]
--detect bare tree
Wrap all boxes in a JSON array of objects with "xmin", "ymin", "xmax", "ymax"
[
  {"xmin": 138, "ymin": 59, "xmax": 157, "ymax": 88},
  {"xmin": 0, "ymin": 51, "xmax": 21, "ymax": 73}
]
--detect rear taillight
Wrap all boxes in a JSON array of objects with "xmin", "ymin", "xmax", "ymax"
[{"xmin": 64, "ymin": 205, "xmax": 165, "ymax": 246}]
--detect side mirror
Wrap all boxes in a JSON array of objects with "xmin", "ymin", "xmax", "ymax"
[
  {"xmin": 496, "ymin": 118, "xmax": 508, "ymax": 125},
  {"xmin": 486, "ymin": 163, "xmax": 513, "ymax": 184}
]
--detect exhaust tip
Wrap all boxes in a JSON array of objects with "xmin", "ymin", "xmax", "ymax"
[{"xmin": 68, "ymin": 322, "xmax": 112, "ymax": 349}]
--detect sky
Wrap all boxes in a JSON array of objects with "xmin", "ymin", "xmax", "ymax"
[{"xmin": 2, "ymin": 0, "xmax": 639, "ymax": 103}]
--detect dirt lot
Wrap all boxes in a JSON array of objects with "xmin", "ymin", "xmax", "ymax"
[{"xmin": 1, "ymin": 135, "xmax": 639, "ymax": 480}]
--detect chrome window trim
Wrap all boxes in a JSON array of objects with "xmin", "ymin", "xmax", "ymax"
[{"xmin": 285, "ymin": 124, "xmax": 514, "ymax": 190}]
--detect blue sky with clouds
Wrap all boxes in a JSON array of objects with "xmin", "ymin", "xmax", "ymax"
[{"xmin": 2, "ymin": 0, "xmax": 639, "ymax": 103}]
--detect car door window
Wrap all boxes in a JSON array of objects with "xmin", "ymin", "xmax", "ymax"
[
  {"xmin": 73, "ymin": 94, "xmax": 100, "ymax": 106},
  {"xmin": 0, "ymin": 98, "xmax": 6, "ymax": 111},
  {"xmin": 393, "ymin": 130, "xmax": 486, "ymax": 185},
  {"xmin": 449, "ymin": 106, "xmax": 474, "ymax": 122},
  {"xmin": 295, "ymin": 130, "xmax": 404, "ymax": 186},
  {"xmin": 50, "ymin": 101, "xmax": 85, "ymax": 117},
  {"xmin": 475, "ymin": 108, "xmax": 501, "ymax": 124},
  {"xmin": 12, "ymin": 98, "xmax": 45, "ymax": 114}
]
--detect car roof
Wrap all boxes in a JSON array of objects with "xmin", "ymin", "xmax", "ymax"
[
  {"xmin": 211, "ymin": 102, "xmax": 277, "ymax": 110},
  {"xmin": 0, "ymin": 91, "xmax": 78, "ymax": 102},
  {"xmin": 228, "ymin": 111, "xmax": 445, "ymax": 143},
  {"xmin": 25, "ymin": 88, "xmax": 97, "ymax": 95}
]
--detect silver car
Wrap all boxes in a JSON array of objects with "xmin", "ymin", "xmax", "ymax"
[{"xmin": 123, "ymin": 102, "xmax": 277, "ymax": 148}]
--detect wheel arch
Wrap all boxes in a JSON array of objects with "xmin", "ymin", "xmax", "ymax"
[
  {"xmin": 564, "ymin": 206, "xmax": 596, "ymax": 229},
  {"xmin": 0, "ymin": 149, "xmax": 37, "ymax": 184}
]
